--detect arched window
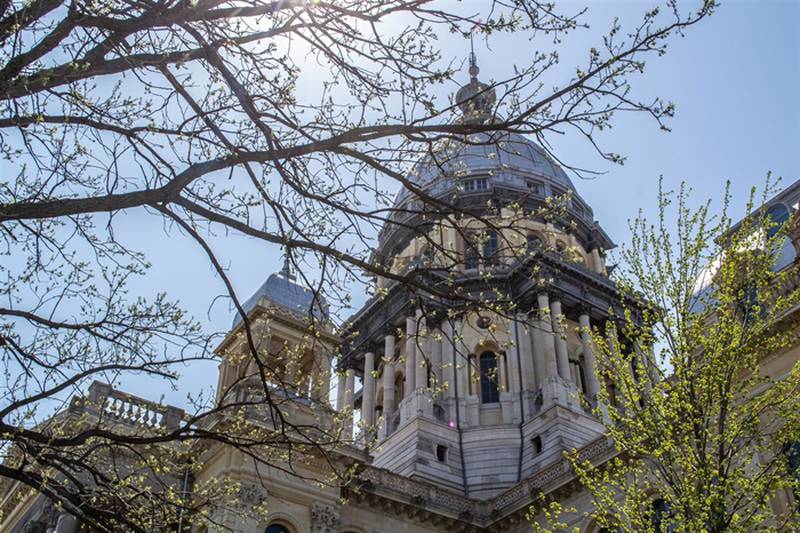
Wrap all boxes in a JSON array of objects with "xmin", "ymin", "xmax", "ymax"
[
  {"xmin": 465, "ymin": 231, "xmax": 499, "ymax": 269},
  {"xmin": 464, "ymin": 234, "xmax": 480, "ymax": 270},
  {"xmin": 767, "ymin": 203, "xmax": 791, "ymax": 239},
  {"xmin": 266, "ymin": 524, "xmax": 291, "ymax": 533},
  {"xmin": 483, "ymin": 230, "xmax": 499, "ymax": 266},
  {"xmin": 784, "ymin": 441, "xmax": 800, "ymax": 501},
  {"xmin": 785, "ymin": 441, "xmax": 800, "ymax": 475},
  {"xmin": 395, "ymin": 373, "xmax": 405, "ymax": 403},
  {"xmin": 531, "ymin": 435, "xmax": 543, "ymax": 455},
  {"xmin": 479, "ymin": 352, "xmax": 500, "ymax": 404},
  {"xmin": 652, "ymin": 498, "xmax": 675, "ymax": 532}
]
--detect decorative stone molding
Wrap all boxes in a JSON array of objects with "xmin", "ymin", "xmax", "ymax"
[
  {"xmin": 355, "ymin": 434, "xmax": 617, "ymax": 527},
  {"xmin": 238, "ymin": 482, "xmax": 267, "ymax": 506},
  {"xmin": 310, "ymin": 502, "xmax": 340, "ymax": 533}
]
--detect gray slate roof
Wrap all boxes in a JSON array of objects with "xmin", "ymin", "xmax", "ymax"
[{"xmin": 231, "ymin": 270, "xmax": 329, "ymax": 328}]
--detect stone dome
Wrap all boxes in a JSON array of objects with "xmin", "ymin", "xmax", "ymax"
[
  {"xmin": 378, "ymin": 61, "xmax": 604, "ymax": 259},
  {"xmin": 393, "ymin": 130, "xmax": 578, "ymax": 207}
]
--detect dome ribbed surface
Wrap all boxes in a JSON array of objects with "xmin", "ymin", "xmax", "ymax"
[{"xmin": 393, "ymin": 131, "xmax": 576, "ymax": 206}]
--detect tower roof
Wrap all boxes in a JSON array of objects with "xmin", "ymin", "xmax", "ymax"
[{"xmin": 231, "ymin": 258, "xmax": 329, "ymax": 328}]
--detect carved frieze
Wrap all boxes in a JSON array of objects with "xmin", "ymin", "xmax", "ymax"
[
  {"xmin": 310, "ymin": 502, "xmax": 340, "ymax": 533},
  {"xmin": 238, "ymin": 482, "xmax": 267, "ymax": 506}
]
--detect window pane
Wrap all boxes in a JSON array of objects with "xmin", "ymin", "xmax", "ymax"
[
  {"xmin": 483, "ymin": 231, "xmax": 499, "ymax": 265},
  {"xmin": 767, "ymin": 204, "xmax": 791, "ymax": 238},
  {"xmin": 465, "ymin": 235, "xmax": 480, "ymax": 269},
  {"xmin": 479, "ymin": 352, "xmax": 500, "ymax": 404}
]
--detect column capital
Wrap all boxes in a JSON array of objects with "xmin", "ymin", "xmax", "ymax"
[{"xmin": 536, "ymin": 291, "xmax": 550, "ymax": 307}]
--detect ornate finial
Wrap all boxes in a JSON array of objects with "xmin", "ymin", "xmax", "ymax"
[
  {"xmin": 282, "ymin": 250, "xmax": 296, "ymax": 281},
  {"xmin": 469, "ymin": 32, "xmax": 479, "ymax": 79},
  {"xmin": 455, "ymin": 29, "xmax": 496, "ymax": 123}
]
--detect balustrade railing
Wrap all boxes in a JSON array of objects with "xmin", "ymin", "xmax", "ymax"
[{"xmin": 70, "ymin": 381, "xmax": 185, "ymax": 431}]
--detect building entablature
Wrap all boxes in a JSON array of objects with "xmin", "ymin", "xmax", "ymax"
[
  {"xmin": 343, "ymin": 434, "xmax": 617, "ymax": 531},
  {"xmin": 341, "ymin": 250, "xmax": 634, "ymax": 370}
]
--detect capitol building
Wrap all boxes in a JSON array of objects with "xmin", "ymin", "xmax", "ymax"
[{"xmin": 3, "ymin": 61, "xmax": 799, "ymax": 533}]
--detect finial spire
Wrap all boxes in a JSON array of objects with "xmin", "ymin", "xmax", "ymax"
[
  {"xmin": 469, "ymin": 31, "xmax": 479, "ymax": 80},
  {"xmin": 456, "ymin": 24, "xmax": 495, "ymax": 123},
  {"xmin": 281, "ymin": 251, "xmax": 296, "ymax": 281}
]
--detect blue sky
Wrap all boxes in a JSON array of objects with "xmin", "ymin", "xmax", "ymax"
[{"xmin": 108, "ymin": 0, "xmax": 799, "ymax": 408}]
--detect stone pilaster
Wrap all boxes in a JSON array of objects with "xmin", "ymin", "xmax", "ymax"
[
  {"xmin": 550, "ymin": 299, "xmax": 572, "ymax": 383},
  {"xmin": 537, "ymin": 293, "xmax": 558, "ymax": 379},
  {"xmin": 528, "ymin": 313, "xmax": 544, "ymax": 392},
  {"xmin": 505, "ymin": 319, "xmax": 521, "ymax": 395}
]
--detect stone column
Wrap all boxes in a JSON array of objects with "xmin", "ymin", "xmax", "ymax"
[
  {"xmin": 382, "ymin": 334, "xmax": 396, "ymax": 425},
  {"xmin": 344, "ymin": 368, "xmax": 355, "ymax": 438},
  {"xmin": 550, "ymin": 299, "xmax": 571, "ymax": 383},
  {"xmin": 415, "ymin": 310, "xmax": 428, "ymax": 389},
  {"xmin": 362, "ymin": 351, "xmax": 376, "ymax": 429},
  {"xmin": 538, "ymin": 293, "xmax": 559, "ymax": 379},
  {"xmin": 591, "ymin": 248, "xmax": 603, "ymax": 273},
  {"xmin": 335, "ymin": 367, "xmax": 347, "ymax": 411},
  {"xmin": 382, "ymin": 359, "xmax": 395, "ymax": 434},
  {"xmin": 405, "ymin": 315, "xmax": 417, "ymax": 395},
  {"xmin": 578, "ymin": 313, "xmax": 600, "ymax": 398}
]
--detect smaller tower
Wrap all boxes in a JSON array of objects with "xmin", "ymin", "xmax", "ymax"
[{"xmin": 214, "ymin": 256, "xmax": 336, "ymax": 407}]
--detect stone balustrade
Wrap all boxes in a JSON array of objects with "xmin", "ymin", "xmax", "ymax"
[{"xmin": 70, "ymin": 381, "xmax": 185, "ymax": 431}]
